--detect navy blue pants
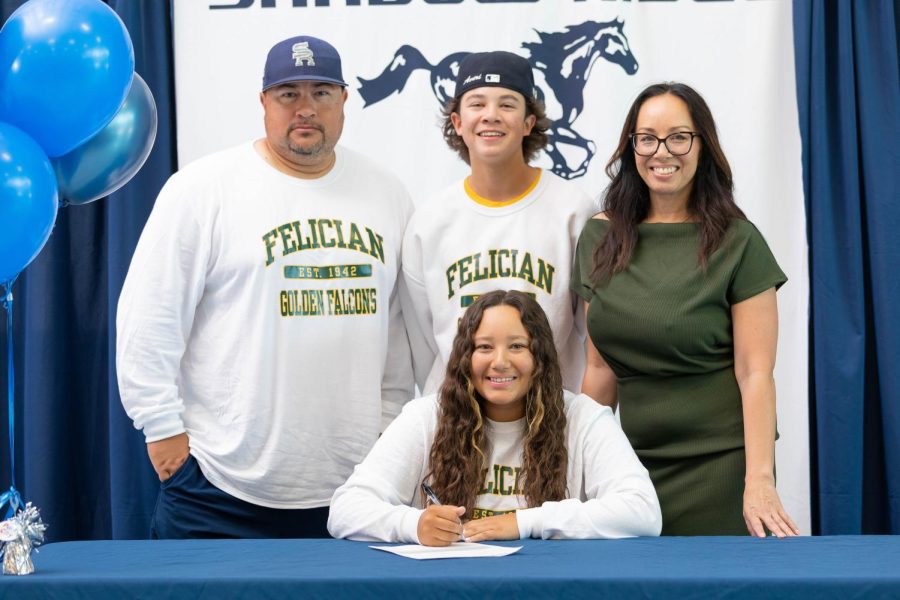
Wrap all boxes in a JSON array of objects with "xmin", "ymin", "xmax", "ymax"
[{"xmin": 150, "ymin": 455, "xmax": 330, "ymax": 539}]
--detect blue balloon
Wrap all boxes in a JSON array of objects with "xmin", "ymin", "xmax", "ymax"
[
  {"xmin": 0, "ymin": 0, "xmax": 135, "ymax": 157},
  {"xmin": 0, "ymin": 122, "xmax": 59, "ymax": 283},
  {"xmin": 53, "ymin": 73, "xmax": 158, "ymax": 206}
]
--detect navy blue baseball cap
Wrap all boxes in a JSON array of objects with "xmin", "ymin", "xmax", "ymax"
[
  {"xmin": 453, "ymin": 51, "xmax": 536, "ymax": 100},
  {"xmin": 262, "ymin": 35, "xmax": 347, "ymax": 91}
]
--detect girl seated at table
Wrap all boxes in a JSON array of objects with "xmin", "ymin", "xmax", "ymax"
[{"xmin": 328, "ymin": 290, "xmax": 661, "ymax": 545}]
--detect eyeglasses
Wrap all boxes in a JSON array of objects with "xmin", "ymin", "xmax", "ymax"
[{"xmin": 630, "ymin": 132, "xmax": 698, "ymax": 156}]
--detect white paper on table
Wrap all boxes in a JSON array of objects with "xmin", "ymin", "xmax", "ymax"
[{"xmin": 369, "ymin": 542, "xmax": 522, "ymax": 560}]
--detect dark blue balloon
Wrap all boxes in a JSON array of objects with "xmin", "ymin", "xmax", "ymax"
[
  {"xmin": 0, "ymin": 0, "xmax": 135, "ymax": 157},
  {"xmin": 53, "ymin": 73, "xmax": 158, "ymax": 206},
  {"xmin": 0, "ymin": 122, "xmax": 59, "ymax": 283}
]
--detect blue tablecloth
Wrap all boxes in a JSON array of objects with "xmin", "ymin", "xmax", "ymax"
[{"xmin": 0, "ymin": 536, "xmax": 897, "ymax": 599}]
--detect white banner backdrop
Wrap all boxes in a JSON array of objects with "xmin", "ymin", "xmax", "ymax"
[{"xmin": 173, "ymin": 0, "xmax": 810, "ymax": 533}]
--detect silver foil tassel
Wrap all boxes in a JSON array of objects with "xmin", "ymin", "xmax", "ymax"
[
  {"xmin": 2, "ymin": 541, "xmax": 33, "ymax": 575},
  {"xmin": 0, "ymin": 503, "xmax": 46, "ymax": 575}
]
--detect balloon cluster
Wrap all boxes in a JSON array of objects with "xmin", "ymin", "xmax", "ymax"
[{"xmin": 0, "ymin": 0, "xmax": 157, "ymax": 282}]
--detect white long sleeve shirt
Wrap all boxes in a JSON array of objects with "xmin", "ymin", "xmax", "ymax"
[
  {"xmin": 117, "ymin": 143, "xmax": 414, "ymax": 508},
  {"xmin": 328, "ymin": 392, "xmax": 662, "ymax": 541}
]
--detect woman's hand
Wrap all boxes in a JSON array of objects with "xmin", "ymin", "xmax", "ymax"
[
  {"xmin": 743, "ymin": 475, "xmax": 800, "ymax": 538},
  {"xmin": 417, "ymin": 505, "xmax": 465, "ymax": 546},
  {"xmin": 734, "ymin": 289, "xmax": 799, "ymax": 539},
  {"xmin": 462, "ymin": 513, "xmax": 519, "ymax": 542}
]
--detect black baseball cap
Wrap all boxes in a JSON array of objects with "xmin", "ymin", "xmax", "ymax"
[
  {"xmin": 453, "ymin": 51, "xmax": 536, "ymax": 100},
  {"xmin": 262, "ymin": 35, "xmax": 347, "ymax": 91}
]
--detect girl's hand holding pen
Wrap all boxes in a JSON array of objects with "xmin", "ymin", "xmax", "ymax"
[
  {"xmin": 417, "ymin": 504, "xmax": 466, "ymax": 546},
  {"xmin": 418, "ymin": 482, "xmax": 465, "ymax": 546}
]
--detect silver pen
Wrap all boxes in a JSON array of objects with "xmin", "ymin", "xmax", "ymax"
[{"xmin": 421, "ymin": 482, "xmax": 442, "ymax": 506}]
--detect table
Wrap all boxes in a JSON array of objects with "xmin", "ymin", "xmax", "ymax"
[{"xmin": 0, "ymin": 536, "xmax": 897, "ymax": 599}]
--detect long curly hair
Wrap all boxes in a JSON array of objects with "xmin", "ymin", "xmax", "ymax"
[
  {"xmin": 591, "ymin": 82, "xmax": 746, "ymax": 283},
  {"xmin": 440, "ymin": 95, "xmax": 551, "ymax": 165},
  {"xmin": 424, "ymin": 290, "xmax": 568, "ymax": 515}
]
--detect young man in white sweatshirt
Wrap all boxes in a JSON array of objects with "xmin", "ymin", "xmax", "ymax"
[{"xmin": 400, "ymin": 51, "xmax": 597, "ymax": 395}]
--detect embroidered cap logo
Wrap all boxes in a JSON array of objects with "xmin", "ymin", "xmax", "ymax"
[
  {"xmin": 292, "ymin": 42, "xmax": 315, "ymax": 67},
  {"xmin": 485, "ymin": 74, "xmax": 500, "ymax": 83}
]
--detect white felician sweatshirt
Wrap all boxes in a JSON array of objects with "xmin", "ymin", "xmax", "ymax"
[
  {"xmin": 328, "ymin": 391, "xmax": 662, "ymax": 541},
  {"xmin": 117, "ymin": 143, "xmax": 414, "ymax": 508},
  {"xmin": 400, "ymin": 171, "xmax": 598, "ymax": 394}
]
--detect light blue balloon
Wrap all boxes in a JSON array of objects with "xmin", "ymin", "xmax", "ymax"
[
  {"xmin": 0, "ymin": 122, "xmax": 59, "ymax": 283},
  {"xmin": 52, "ymin": 73, "xmax": 158, "ymax": 206},
  {"xmin": 0, "ymin": 0, "xmax": 135, "ymax": 157}
]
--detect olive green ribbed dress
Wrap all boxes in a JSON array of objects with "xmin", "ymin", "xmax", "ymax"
[{"xmin": 571, "ymin": 218, "xmax": 786, "ymax": 536}]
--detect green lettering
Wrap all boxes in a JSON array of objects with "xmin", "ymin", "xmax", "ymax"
[
  {"xmin": 317, "ymin": 219, "xmax": 336, "ymax": 248},
  {"xmin": 536, "ymin": 258, "xmax": 554, "ymax": 294},
  {"xmin": 488, "ymin": 249, "xmax": 499, "ymax": 278},
  {"xmin": 366, "ymin": 228, "xmax": 385, "ymax": 264},
  {"xmin": 278, "ymin": 224, "xmax": 296, "ymax": 257},
  {"xmin": 333, "ymin": 219, "xmax": 347, "ymax": 249},
  {"xmin": 347, "ymin": 223, "xmax": 367, "ymax": 254},
  {"xmin": 497, "ymin": 249, "xmax": 511, "ymax": 277},
  {"xmin": 472, "ymin": 252, "xmax": 489, "ymax": 282},
  {"xmin": 292, "ymin": 221, "xmax": 311, "ymax": 251},
  {"xmin": 262, "ymin": 229, "xmax": 278, "ymax": 266},
  {"xmin": 308, "ymin": 219, "xmax": 320, "ymax": 248},
  {"xmin": 518, "ymin": 252, "xmax": 534, "ymax": 285},
  {"xmin": 446, "ymin": 263, "xmax": 458, "ymax": 299},
  {"xmin": 459, "ymin": 255, "xmax": 473, "ymax": 287},
  {"xmin": 499, "ymin": 466, "xmax": 515, "ymax": 495}
]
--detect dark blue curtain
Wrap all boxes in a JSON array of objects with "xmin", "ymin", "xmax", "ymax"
[
  {"xmin": 0, "ymin": 0, "xmax": 176, "ymax": 541},
  {"xmin": 794, "ymin": 0, "xmax": 900, "ymax": 534},
  {"xmin": 2, "ymin": 0, "xmax": 899, "ymax": 542}
]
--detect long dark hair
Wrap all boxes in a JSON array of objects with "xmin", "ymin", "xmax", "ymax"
[
  {"xmin": 425, "ymin": 290, "xmax": 567, "ymax": 515},
  {"xmin": 592, "ymin": 82, "xmax": 745, "ymax": 282}
]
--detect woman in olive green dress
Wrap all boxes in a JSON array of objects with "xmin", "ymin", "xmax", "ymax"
[{"xmin": 572, "ymin": 82, "xmax": 799, "ymax": 537}]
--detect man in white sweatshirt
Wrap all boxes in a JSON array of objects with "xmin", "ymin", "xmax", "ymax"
[{"xmin": 116, "ymin": 35, "xmax": 413, "ymax": 538}]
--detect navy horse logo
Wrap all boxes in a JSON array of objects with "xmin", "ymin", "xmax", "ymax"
[{"xmin": 358, "ymin": 19, "xmax": 638, "ymax": 179}]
